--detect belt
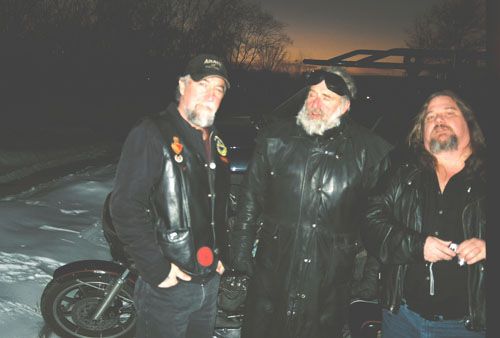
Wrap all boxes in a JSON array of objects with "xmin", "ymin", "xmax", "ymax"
[
  {"xmin": 420, "ymin": 314, "xmax": 461, "ymax": 321},
  {"xmin": 406, "ymin": 304, "xmax": 463, "ymax": 321}
]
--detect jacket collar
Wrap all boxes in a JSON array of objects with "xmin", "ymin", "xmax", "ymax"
[
  {"xmin": 164, "ymin": 103, "xmax": 215, "ymax": 163},
  {"xmin": 165, "ymin": 103, "xmax": 215, "ymax": 137},
  {"xmin": 406, "ymin": 155, "xmax": 486, "ymax": 202}
]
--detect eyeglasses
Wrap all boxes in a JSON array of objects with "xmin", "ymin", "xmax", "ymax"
[{"xmin": 305, "ymin": 70, "xmax": 350, "ymax": 98}]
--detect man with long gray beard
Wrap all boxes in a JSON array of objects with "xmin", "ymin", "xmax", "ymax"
[
  {"xmin": 109, "ymin": 54, "xmax": 231, "ymax": 338},
  {"xmin": 230, "ymin": 67, "xmax": 392, "ymax": 338},
  {"xmin": 362, "ymin": 90, "xmax": 486, "ymax": 337}
]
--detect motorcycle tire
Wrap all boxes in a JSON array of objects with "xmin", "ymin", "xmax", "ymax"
[{"xmin": 41, "ymin": 272, "xmax": 136, "ymax": 338}]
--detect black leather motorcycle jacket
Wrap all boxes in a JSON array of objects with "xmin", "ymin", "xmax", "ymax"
[
  {"xmin": 362, "ymin": 160, "xmax": 486, "ymax": 331},
  {"xmin": 110, "ymin": 103, "xmax": 230, "ymax": 286},
  {"xmin": 232, "ymin": 116, "xmax": 392, "ymax": 338}
]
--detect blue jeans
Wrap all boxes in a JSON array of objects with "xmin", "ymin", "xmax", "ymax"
[
  {"xmin": 134, "ymin": 273, "xmax": 221, "ymax": 338},
  {"xmin": 382, "ymin": 304, "xmax": 485, "ymax": 338}
]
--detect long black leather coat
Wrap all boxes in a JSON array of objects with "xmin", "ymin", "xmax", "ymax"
[
  {"xmin": 231, "ymin": 117, "xmax": 391, "ymax": 338},
  {"xmin": 362, "ymin": 160, "xmax": 486, "ymax": 331}
]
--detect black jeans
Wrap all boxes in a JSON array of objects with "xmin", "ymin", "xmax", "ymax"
[{"xmin": 134, "ymin": 274, "xmax": 221, "ymax": 338}]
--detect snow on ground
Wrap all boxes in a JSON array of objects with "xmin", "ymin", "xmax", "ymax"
[{"xmin": 0, "ymin": 164, "xmax": 115, "ymax": 337}]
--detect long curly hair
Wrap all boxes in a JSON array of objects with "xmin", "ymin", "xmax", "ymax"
[{"xmin": 407, "ymin": 89, "xmax": 486, "ymax": 173}]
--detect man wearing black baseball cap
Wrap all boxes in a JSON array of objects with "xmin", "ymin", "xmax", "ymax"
[
  {"xmin": 109, "ymin": 53, "xmax": 231, "ymax": 338},
  {"xmin": 183, "ymin": 53, "xmax": 230, "ymax": 89}
]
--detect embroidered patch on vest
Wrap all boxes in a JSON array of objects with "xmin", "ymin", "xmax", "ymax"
[
  {"xmin": 214, "ymin": 135, "xmax": 227, "ymax": 157},
  {"xmin": 197, "ymin": 246, "xmax": 214, "ymax": 267},
  {"xmin": 171, "ymin": 136, "xmax": 183, "ymax": 155},
  {"xmin": 171, "ymin": 136, "xmax": 184, "ymax": 163}
]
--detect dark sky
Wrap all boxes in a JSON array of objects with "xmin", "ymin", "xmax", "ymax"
[{"xmin": 249, "ymin": 0, "xmax": 438, "ymax": 61}]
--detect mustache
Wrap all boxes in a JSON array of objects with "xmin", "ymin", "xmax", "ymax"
[
  {"xmin": 432, "ymin": 124, "xmax": 452, "ymax": 132},
  {"xmin": 197, "ymin": 103, "xmax": 216, "ymax": 110},
  {"xmin": 307, "ymin": 107, "xmax": 322, "ymax": 114}
]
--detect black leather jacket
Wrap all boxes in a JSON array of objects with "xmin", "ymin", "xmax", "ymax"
[
  {"xmin": 232, "ymin": 117, "xmax": 391, "ymax": 338},
  {"xmin": 110, "ymin": 104, "xmax": 230, "ymax": 286},
  {"xmin": 362, "ymin": 160, "xmax": 486, "ymax": 331}
]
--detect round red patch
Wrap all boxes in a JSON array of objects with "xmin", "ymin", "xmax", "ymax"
[{"xmin": 197, "ymin": 246, "xmax": 214, "ymax": 267}]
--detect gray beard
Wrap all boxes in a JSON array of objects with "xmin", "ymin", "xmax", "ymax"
[
  {"xmin": 296, "ymin": 104, "xmax": 342, "ymax": 136},
  {"xmin": 429, "ymin": 134, "xmax": 458, "ymax": 154},
  {"xmin": 186, "ymin": 108, "xmax": 215, "ymax": 128}
]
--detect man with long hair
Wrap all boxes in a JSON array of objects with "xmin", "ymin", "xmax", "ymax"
[{"xmin": 362, "ymin": 89, "xmax": 486, "ymax": 337}]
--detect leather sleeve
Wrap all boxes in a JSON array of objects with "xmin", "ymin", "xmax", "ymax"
[
  {"xmin": 362, "ymin": 166, "xmax": 427, "ymax": 265},
  {"xmin": 230, "ymin": 135, "xmax": 270, "ymax": 275},
  {"xmin": 109, "ymin": 119, "xmax": 171, "ymax": 286},
  {"xmin": 351, "ymin": 254, "xmax": 381, "ymax": 300}
]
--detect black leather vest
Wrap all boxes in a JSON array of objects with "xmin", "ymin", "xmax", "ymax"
[{"xmin": 150, "ymin": 107, "xmax": 230, "ymax": 277}]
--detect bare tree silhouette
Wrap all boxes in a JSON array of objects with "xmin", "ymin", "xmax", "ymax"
[
  {"xmin": 405, "ymin": 0, "xmax": 486, "ymax": 51},
  {"xmin": 0, "ymin": 0, "xmax": 292, "ymax": 71},
  {"xmin": 224, "ymin": 1, "xmax": 292, "ymax": 71}
]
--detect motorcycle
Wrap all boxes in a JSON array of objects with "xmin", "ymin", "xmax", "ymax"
[
  {"xmin": 40, "ymin": 259, "xmax": 136, "ymax": 338},
  {"xmin": 40, "ymin": 193, "xmax": 247, "ymax": 338},
  {"xmin": 40, "ymin": 192, "xmax": 379, "ymax": 338},
  {"xmin": 348, "ymin": 299, "xmax": 382, "ymax": 338}
]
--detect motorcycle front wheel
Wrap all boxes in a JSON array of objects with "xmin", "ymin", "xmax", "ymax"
[{"xmin": 41, "ymin": 272, "xmax": 136, "ymax": 338}]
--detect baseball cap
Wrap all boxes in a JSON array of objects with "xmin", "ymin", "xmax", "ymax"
[{"xmin": 184, "ymin": 54, "xmax": 230, "ymax": 89}]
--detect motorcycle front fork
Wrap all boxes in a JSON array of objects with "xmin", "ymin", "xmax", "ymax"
[{"xmin": 91, "ymin": 268, "xmax": 131, "ymax": 320}]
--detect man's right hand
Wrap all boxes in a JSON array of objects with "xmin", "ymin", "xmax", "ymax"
[
  {"xmin": 158, "ymin": 263, "xmax": 192, "ymax": 288},
  {"xmin": 423, "ymin": 236, "xmax": 456, "ymax": 263}
]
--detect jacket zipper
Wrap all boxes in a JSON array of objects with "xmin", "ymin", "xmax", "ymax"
[{"xmin": 461, "ymin": 187, "xmax": 481, "ymax": 327}]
